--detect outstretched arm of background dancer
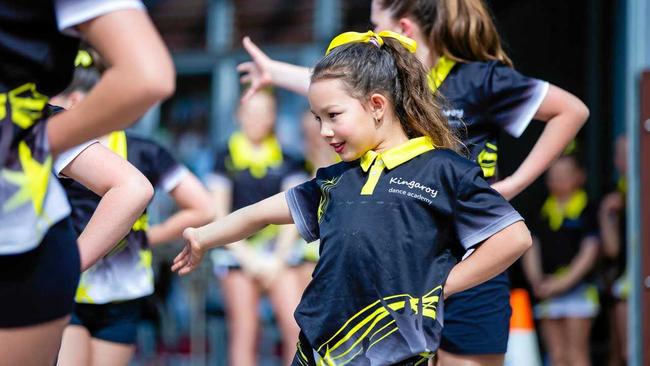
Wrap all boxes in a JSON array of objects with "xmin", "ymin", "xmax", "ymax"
[
  {"xmin": 48, "ymin": 9, "xmax": 175, "ymax": 156},
  {"xmin": 172, "ymin": 192, "xmax": 293, "ymax": 275},
  {"xmin": 491, "ymin": 84, "xmax": 589, "ymax": 200},
  {"xmin": 148, "ymin": 173, "xmax": 215, "ymax": 246},
  {"xmin": 61, "ymin": 143, "xmax": 154, "ymax": 270},
  {"xmin": 237, "ymin": 37, "xmax": 311, "ymax": 102},
  {"xmin": 444, "ymin": 221, "xmax": 532, "ymax": 298}
]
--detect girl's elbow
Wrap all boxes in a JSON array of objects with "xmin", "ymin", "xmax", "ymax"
[
  {"xmin": 126, "ymin": 175, "xmax": 154, "ymax": 208},
  {"xmin": 514, "ymin": 226, "xmax": 533, "ymax": 253},
  {"xmin": 576, "ymin": 102, "xmax": 590, "ymax": 125},
  {"xmin": 135, "ymin": 64, "xmax": 176, "ymax": 103}
]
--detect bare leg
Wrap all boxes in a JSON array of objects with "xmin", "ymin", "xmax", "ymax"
[
  {"xmin": 0, "ymin": 315, "xmax": 70, "ymax": 366},
  {"xmin": 435, "ymin": 349, "xmax": 504, "ymax": 366},
  {"xmin": 564, "ymin": 317, "xmax": 593, "ymax": 366},
  {"xmin": 90, "ymin": 338, "xmax": 135, "ymax": 366},
  {"xmin": 221, "ymin": 271, "xmax": 261, "ymax": 366},
  {"xmin": 267, "ymin": 268, "xmax": 302, "ymax": 365},
  {"xmin": 615, "ymin": 301, "xmax": 628, "ymax": 363},
  {"xmin": 57, "ymin": 324, "xmax": 92, "ymax": 366},
  {"xmin": 539, "ymin": 318, "xmax": 568, "ymax": 366}
]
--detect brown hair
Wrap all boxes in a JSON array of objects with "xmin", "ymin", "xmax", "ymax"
[
  {"xmin": 311, "ymin": 38, "xmax": 461, "ymax": 151},
  {"xmin": 378, "ymin": 0, "xmax": 513, "ymax": 67}
]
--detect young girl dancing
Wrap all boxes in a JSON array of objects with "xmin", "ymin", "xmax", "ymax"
[{"xmin": 174, "ymin": 31, "xmax": 531, "ymax": 365}]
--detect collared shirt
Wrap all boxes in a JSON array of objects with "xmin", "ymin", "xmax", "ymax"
[
  {"xmin": 433, "ymin": 60, "xmax": 549, "ymax": 180},
  {"xmin": 61, "ymin": 132, "xmax": 187, "ymax": 304},
  {"xmin": 286, "ymin": 137, "xmax": 523, "ymax": 364},
  {"xmin": 533, "ymin": 190, "xmax": 598, "ymax": 276}
]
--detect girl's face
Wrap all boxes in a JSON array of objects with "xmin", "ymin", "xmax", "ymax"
[
  {"xmin": 308, "ymin": 79, "xmax": 380, "ymax": 162},
  {"xmin": 546, "ymin": 157, "xmax": 584, "ymax": 198},
  {"xmin": 370, "ymin": 0, "xmax": 401, "ymax": 33},
  {"xmin": 238, "ymin": 92, "xmax": 276, "ymax": 143}
]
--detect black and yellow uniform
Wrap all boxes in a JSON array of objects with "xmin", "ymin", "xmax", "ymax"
[
  {"xmin": 532, "ymin": 190, "xmax": 600, "ymax": 318},
  {"xmin": 0, "ymin": 1, "xmax": 81, "ymax": 327},
  {"xmin": 61, "ymin": 131, "xmax": 186, "ymax": 343},
  {"xmin": 209, "ymin": 132, "xmax": 308, "ymax": 272},
  {"xmin": 430, "ymin": 57, "xmax": 549, "ymax": 354},
  {"xmin": 286, "ymin": 137, "xmax": 523, "ymax": 365}
]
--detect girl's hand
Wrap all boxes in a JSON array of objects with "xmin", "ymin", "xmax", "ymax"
[
  {"xmin": 237, "ymin": 37, "xmax": 274, "ymax": 103},
  {"xmin": 600, "ymin": 192, "xmax": 624, "ymax": 217},
  {"xmin": 172, "ymin": 228, "xmax": 205, "ymax": 275},
  {"xmin": 256, "ymin": 255, "xmax": 285, "ymax": 289},
  {"xmin": 534, "ymin": 278, "xmax": 569, "ymax": 299}
]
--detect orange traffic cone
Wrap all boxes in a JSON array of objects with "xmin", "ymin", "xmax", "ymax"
[{"xmin": 504, "ymin": 288, "xmax": 542, "ymax": 366}]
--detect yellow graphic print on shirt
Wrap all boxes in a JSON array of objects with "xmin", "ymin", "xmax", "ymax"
[
  {"xmin": 310, "ymin": 285, "xmax": 442, "ymax": 365},
  {"xmin": 476, "ymin": 142, "xmax": 498, "ymax": 179}
]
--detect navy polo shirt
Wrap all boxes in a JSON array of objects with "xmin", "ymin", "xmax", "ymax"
[
  {"xmin": 433, "ymin": 60, "xmax": 549, "ymax": 180},
  {"xmin": 286, "ymin": 137, "xmax": 523, "ymax": 364}
]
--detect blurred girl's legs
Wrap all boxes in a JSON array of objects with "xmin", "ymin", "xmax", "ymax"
[
  {"xmin": 614, "ymin": 301, "xmax": 628, "ymax": 363},
  {"xmin": 268, "ymin": 268, "xmax": 302, "ymax": 365},
  {"xmin": 57, "ymin": 325, "xmax": 92, "ymax": 365},
  {"xmin": 221, "ymin": 271, "xmax": 260, "ymax": 366},
  {"xmin": 540, "ymin": 318, "xmax": 569, "ymax": 366},
  {"xmin": 90, "ymin": 338, "xmax": 135, "ymax": 366},
  {"xmin": 0, "ymin": 317, "xmax": 70, "ymax": 366},
  {"xmin": 435, "ymin": 350, "xmax": 504, "ymax": 366},
  {"xmin": 564, "ymin": 317, "xmax": 592, "ymax": 366}
]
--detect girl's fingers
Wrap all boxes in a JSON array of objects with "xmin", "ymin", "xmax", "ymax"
[
  {"xmin": 237, "ymin": 62, "xmax": 253, "ymax": 73},
  {"xmin": 242, "ymin": 36, "xmax": 267, "ymax": 63},
  {"xmin": 173, "ymin": 245, "xmax": 189, "ymax": 263},
  {"xmin": 240, "ymin": 74, "xmax": 252, "ymax": 85}
]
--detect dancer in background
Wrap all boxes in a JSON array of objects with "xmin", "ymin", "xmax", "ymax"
[{"xmin": 0, "ymin": 1, "xmax": 173, "ymax": 364}]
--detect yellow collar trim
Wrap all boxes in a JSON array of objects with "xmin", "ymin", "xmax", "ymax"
[
  {"xmin": 228, "ymin": 131, "xmax": 283, "ymax": 178},
  {"xmin": 427, "ymin": 56, "xmax": 456, "ymax": 91},
  {"xmin": 360, "ymin": 136, "xmax": 435, "ymax": 172},
  {"xmin": 541, "ymin": 189, "xmax": 588, "ymax": 231},
  {"xmin": 107, "ymin": 131, "xmax": 127, "ymax": 159}
]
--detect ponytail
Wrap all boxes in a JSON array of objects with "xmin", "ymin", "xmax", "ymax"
[{"xmin": 379, "ymin": 0, "xmax": 513, "ymax": 67}]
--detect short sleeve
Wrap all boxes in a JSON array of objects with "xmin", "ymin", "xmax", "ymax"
[
  {"xmin": 205, "ymin": 147, "xmax": 232, "ymax": 189},
  {"xmin": 453, "ymin": 166, "xmax": 524, "ymax": 249},
  {"xmin": 286, "ymin": 178, "xmax": 321, "ymax": 243},
  {"xmin": 485, "ymin": 63, "xmax": 549, "ymax": 138},
  {"xmin": 129, "ymin": 137, "xmax": 185, "ymax": 191},
  {"xmin": 54, "ymin": 140, "xmax": 99, "ymax": 177},
  {"xmin": 54, "ymin": 0, "xmax": 145, "ymax": 36}
]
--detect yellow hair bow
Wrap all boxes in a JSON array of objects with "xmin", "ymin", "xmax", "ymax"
[
  {"xmin": 74, "ymin": 50, "xmax": 93, "ymax": 68},
  {"xmin": 325, "ymin": 30, "xmax": 417, "ymax": 55}
]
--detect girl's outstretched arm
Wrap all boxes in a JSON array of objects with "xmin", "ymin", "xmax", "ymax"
[
  {"xmin": 60, "ymin": 143, "xmax": 154, "ymax": 270},
  {"xmin": 237, "ymin": 37, "xmax": 311, "ymax": 102},
  {"xmin": 492, "ymin": 85, "xmax": 589, "ymax": 200},
  {"xmin": 172, "ymin": 191, "xmax": 293, "ymax": 275},
  {"xmin": 48, "ymin": 9, "xmax": 175, "ymax": 156},
  {"xmin": 444, "ymin": 221, "xmax": 532, "ymax": 298}
]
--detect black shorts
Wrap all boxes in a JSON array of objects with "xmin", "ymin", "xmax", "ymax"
[
  {"xmin": 0, "ymin": 217, "xmax": 80, "ymax": 328},
  {"xmin": 70, "ymin": 298, "xmax": 143, "ymax": 345},
  {"xmin": 440, "ymin": 271, "xmax": 512, "ymax": 355}
]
